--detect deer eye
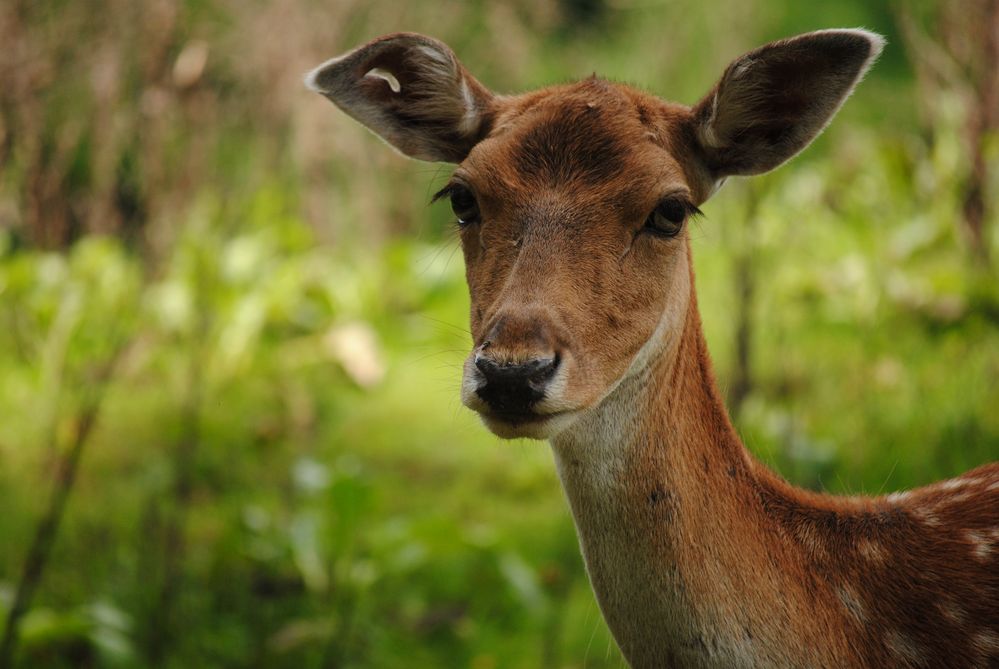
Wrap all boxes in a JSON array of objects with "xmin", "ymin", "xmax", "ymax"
[
  {"xmin": 448, "ymin": 184, "xmax": 480, "ymax": 227},
  {"xmin": 643, "ymin": 197, "xmax": 698, "ymax": 238}
]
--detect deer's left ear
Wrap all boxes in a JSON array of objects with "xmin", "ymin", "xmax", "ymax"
[
  {"xmin": 306, "ymin": 33, "xmax": 495, "ymax": 163},
  {"xmin": 690, "ymin": 29, "xmax": 884, "ymax": 183}
]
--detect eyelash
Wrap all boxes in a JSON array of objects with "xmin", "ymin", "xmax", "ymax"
[
  {"xmin": 433, "ymin": 183, "xmax": 481, "ymax": 227},
  {"xmin": 430, "ymin": 184, "xmax": 458, "ymax": 204},
  {"xmin": 643, "ymin": 197, "xmax": 702, "ymax": 238}
]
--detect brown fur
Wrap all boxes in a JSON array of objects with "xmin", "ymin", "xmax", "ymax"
[{"xmin": 308, "ymin": 30, "xmax": 999, "ymax": 668}]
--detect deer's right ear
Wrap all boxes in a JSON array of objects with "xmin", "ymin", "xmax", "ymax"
[{"xmin": 305, "ymin": 33, "xmax": 495, "ymax": 163}]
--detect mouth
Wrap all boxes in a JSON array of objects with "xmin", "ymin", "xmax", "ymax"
[
  {"xmin": 484, "ymin": 408, "xmax": 559, "ymax": 424},
  {"xmin": 476, "ymin": 407, "xmax": 579, "ymax": 439}
]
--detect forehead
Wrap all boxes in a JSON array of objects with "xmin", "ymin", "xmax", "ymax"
[{"xmin": 464, "ymin": 79, "xmax": 692, "ymax": 199}]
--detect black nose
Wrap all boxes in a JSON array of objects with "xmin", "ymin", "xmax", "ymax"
[{"xmin": 474, "ymin": 353, "xmax": 559, "ymax": 415}]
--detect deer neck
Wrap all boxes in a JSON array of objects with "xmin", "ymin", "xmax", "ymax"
[{"xmin": 549, "ymin": 262, "xmax": 850, "ymax": 668}]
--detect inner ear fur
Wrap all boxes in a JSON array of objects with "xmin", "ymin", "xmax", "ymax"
[
  {"xmin": 691, "ymin": 29, "xmax": 884, "ymax": 179},
  {"xmin": 305, "ymin": 33, "xmax": 495, "ymax": 163}
]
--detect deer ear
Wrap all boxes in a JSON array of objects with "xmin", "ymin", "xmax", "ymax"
[
  {"xmin": 305, "ymin": 33, "xmax": 495, "ymax": 163},
  {"xmin": 691, "ymin": 29, "xmax": 884, "ymax": 181}
]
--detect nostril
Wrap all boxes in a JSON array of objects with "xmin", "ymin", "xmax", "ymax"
[
  {"xmin": 531, "ymin": 354, "xmax": 559, "ymax": 382},
  {"xmin": 474, "ymin": 353, "xmax": 498, "ymax": 377},
  {"xmin": 475, "ymin": 353, "xmax": 559, "ymax": 383},
  {"xmin": 473, "ymin": 352, "xmax": 560, "ymax": 415}
]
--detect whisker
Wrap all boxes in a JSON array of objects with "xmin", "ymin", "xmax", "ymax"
[{"xmin": 417, "ymin": 314, "xmax": 472, "ymax": 336}]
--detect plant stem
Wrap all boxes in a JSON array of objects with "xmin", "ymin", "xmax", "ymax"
[
  {"xmin": 146, "ymin": 352, "xmax": 202, "ymax": 666},
  {"xmin": 0, "ymin": 350, "xmax": 123, "ymax": 669}
]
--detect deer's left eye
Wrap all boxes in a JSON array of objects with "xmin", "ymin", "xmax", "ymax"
[{"xmin": 643, "ymin": 197, "xmax": 699, "ymax": 238}]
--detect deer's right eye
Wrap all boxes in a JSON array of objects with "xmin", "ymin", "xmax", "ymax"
[{"xmin": 449, "ymin": 185, "xmax": 480, "ymax": 227}]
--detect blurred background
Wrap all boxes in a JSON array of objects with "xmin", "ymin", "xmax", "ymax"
[{"xmin": 0, "ymin": 0, "xmax": 997, "ymax": 667}]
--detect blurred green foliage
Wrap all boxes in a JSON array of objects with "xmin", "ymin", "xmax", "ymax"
[{"xmin": 0, "ymin": 0, "xmax": 997, "ymax": 667}]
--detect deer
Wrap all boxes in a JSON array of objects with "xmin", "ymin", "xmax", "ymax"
[{"xmin": 306, "ymin": 30, "xmax": 999, "ymax": 668}]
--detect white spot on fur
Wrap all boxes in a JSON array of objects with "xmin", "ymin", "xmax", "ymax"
[
  {"xmin": 836, "ymin": 585, "xmax": 867, "ymax": 624},
  {"xmin": 967, "ymin": 530, "xmax": 993, "ymax": 562},
  {"xmin": 885, "ymin": 630, "xmax": 924, "ymax": 666},
  {"xmin": 944, "ymin": 491, "xmax": 973, "ymax": 506},
  {"xmin": 793, "ymin": 523, "xmax": 827, "ymax": 559},
  {"xmin": 940, "ymin": 478, "xmax": 972, "ymax": 491},
  {"xmin": 886, "ymin": 491, "xmax": 911, "ymax": 505},
  {"xmin": 856, "ymin": 539, "xmax": 885, "ymax": 563},
  {"xmin": 912, "ymin": 507, "xmax": 941, "ymax": 527},
  {"xmin": 937, "ymin": 598, "xmax": 965, "ymax": 624},
  {"xmin": 974, "ymin": 630, "xmax": 999, "ymax": 653},
  {"xmin": 364, "ymin": 67, "xmax": 401, "ymax": 93}
]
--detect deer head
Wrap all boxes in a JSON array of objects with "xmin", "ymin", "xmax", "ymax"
[{"xmin": 306, "ymin": 30, "xmax": 884, "ymax": 440}]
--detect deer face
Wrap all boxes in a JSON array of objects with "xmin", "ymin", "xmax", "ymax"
[
  {"xmin": 307, "ymin": 30, "xmax": 883, "ymax": 439},
  {"xmin": 442, "ymin": 83, "xmax": 705, "ymax": 438}
]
